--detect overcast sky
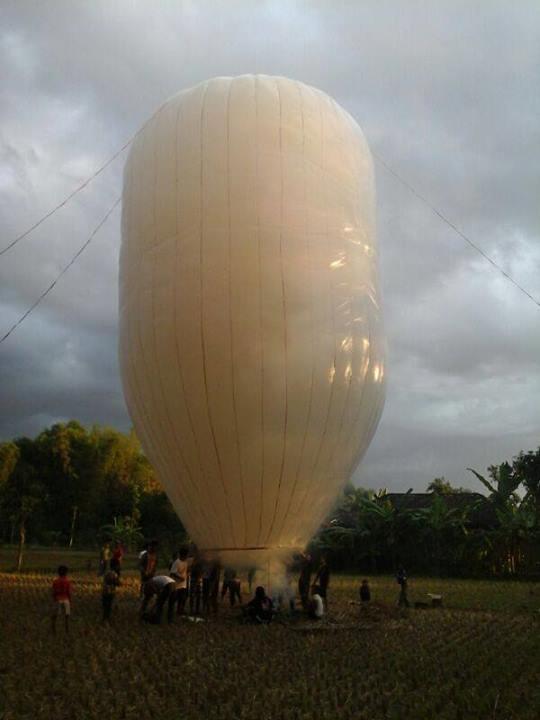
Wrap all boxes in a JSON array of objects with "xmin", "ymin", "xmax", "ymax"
[{"xmin": 1, "ymin": 1, "xmax": 539, "ymax": 494}]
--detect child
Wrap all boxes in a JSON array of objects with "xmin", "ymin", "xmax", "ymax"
[
  {"xmin": 360, "ymin": 578, "xmax": 371, "ymax": 604},
  {"xmin": 51, "ymin": 565, "xmax": 72, "ymax": 634},
  {"xmin": 102, "ymin": 568, "xmax": 120, "ymax": 622}
]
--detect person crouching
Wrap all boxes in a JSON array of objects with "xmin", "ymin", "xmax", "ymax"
[
  {"xmin": 140, "ymin": 575, "xmax": 176, "ymax": 624},
  {"xmin": 245, "ymin": 586, "xmax": 274, "ymax": 624},
  {"xmin": 308, "ymin": 585, "xmax": 324, "ymax": 621}
]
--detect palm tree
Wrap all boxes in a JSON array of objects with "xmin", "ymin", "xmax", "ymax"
[
  {"xmin": 468, "ymin": 463, "xmax": 533, "ymax": 574},
  {"xmin": 512, "ymin": 448, "xmax": 540, "ymax": 530},
  {"xmin": 467, "ymin": 463, "xmax": 520, "ymax": 508}
]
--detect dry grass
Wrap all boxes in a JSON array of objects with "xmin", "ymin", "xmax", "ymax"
[{"xmin": 0, "ymin": 551, "xmax": 538, "ymax": 720}]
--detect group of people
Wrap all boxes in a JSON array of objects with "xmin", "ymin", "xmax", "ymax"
[
  {"xmin": 50, "ymin": 542, "xmax": 409, "ymax": 633},
  {"xmin": 50, "ymin": 544, "xmax": 336, "ymax": 631},
  {"xmin": 137, "ymin": 547, "xmax": 332, "ymax": 625}
]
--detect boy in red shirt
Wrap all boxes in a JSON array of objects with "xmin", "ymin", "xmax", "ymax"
[{"xmin": 51, "ymin": 565, "xmax": 72, "ymax": 634}]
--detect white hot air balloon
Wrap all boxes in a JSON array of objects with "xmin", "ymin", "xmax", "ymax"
[{"xmin": 119, "ymin": 75, "xmax": 385, "ymax": 570}]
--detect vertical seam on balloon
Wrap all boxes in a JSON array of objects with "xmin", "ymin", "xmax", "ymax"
[
  {"xmin": 147, "ymin": 111, "xmax": 190, "ymax": 516},
  {"xmin": 293, "ymin": 89, "xmax": 337, "ymax": 528},
  {"xmin": 146, "ymin": 110, "xmax": 192, "ymax": 519},
  {"xmin": 265, "ymin": 77, "xmax": 289, "ymax": 545},
  {"xmin": 255, "ymin": 75, "xmax": 265, "ymax": 547},
  {"xmin": 172, "ymin": 97, "xmax": 225, "ymax": 546},
  {"xmin": 199, "ymin": 81, "xmax": 238, "ymax": 547},
  {"xmin": 121, "ymin": 157, "xmax": 161, "ymax": 507},
  {"xmin": 174, "ymin": 98, "xmax": 221, "ymax": 541},
  {"xmin": 128, "ymin": 121, "xmax": 177, "ymax": 516},
  {"xmin": 276, "ymin": 80, "xmax": 314, "ymax": 544},
  {"xmin": 149, "ymin": 109, "xmax": 201, "ymax": 528},
  {"xmin": 150, "ymin": 247, "xmax": 201, "ymax": 531},
  {"xmin": 226, "ymin": 79, "xmax": 249, "ymax": 546}
]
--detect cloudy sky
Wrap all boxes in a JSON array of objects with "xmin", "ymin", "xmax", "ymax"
[{"xmin": 1, "ymin": 1, "xmax": 539, "ymax": 493}]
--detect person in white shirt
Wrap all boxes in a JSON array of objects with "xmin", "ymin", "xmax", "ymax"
[
  {"xmin": 170, "ymin": 548, "xmax": 189, "ymax": 616},
  {"xmin": 140, "ymin": 575, "xmax": 176, "ymax": 624},
  {"xmin": 308, "ymin": 585, "xmax": 324, "ymax": 620}
]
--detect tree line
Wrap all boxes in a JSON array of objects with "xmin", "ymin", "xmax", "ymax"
[
  {"xmin": 0, "ymin": 421, "xmax": 184, "ymax": 569},
  {"xmin": 0, "ymin": 421, "xmax": 538, "ymax": 576},
  {"xmin": 313, "ymin": 458, "xmax": 540, "ymax": 577}
]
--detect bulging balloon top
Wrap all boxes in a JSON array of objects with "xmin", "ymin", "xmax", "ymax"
[{"xmin": 119, "ymin": 75, "xmax": 385, "ymax": 570}]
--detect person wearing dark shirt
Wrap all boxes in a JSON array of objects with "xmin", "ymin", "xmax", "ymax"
[
  {"xmin": 245, "ymin": 586, "xmax": 274, "ymax": 624},
  {"xmin": 396, "ymin": 567, "xmax": 410, "ymax": 608},
  {"xmin": 102, "ymin": 569, "xmax": 120, "ymax": 622},
  {"xmin": 189, "ymin": 557, "xmax": 203, "ymax": 615},
  {"xmin": 202, "ymin": 559, "xmax": 221, "ymax": 615},
  {"xmin": 360, "ymin": 578, "xmax": 371, "ymax": 604},
  {"xmin": 51, "ymin": 565, "xmax": 72, "ymax": 634},
  {"xmin": 221, "ymin": 567, "xmax": 242, "ymax": 607}
]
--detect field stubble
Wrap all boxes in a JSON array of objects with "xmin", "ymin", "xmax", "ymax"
[{"xmin": 0, "ymin": 552, "xmax": 538, "ymax": 720}]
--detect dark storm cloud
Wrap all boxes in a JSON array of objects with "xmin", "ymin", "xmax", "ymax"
[{"xmin": 1, "ymin": 0, "xmax": 539, "ymax": 492}]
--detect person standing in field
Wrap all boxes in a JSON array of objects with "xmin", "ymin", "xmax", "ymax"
[
  {"xmin": 102, "ymin": 568, "xmax": 120, "ymax": 623},
  {"xmin": 139, "ymin": 540, "xmax": 158, "ymax": 596},
  {"xmin": 396, "ymin": 567, "xmax": 410, "ymax": 608},
  {"xmin": 98, "ymin": 541, "xmax": 111, "ymax": 576},
  {"xmin": 221, "ymin": 567, "xmax": 242, "ymax": 607},
  {"xmin": 247, "ymin": 567, "xmax": 256, "ymax": 594},
  {"xmin": 189, "ymin": 555, "xmax": 203, "ymax": 615},
  {"xmin": 359, "ymin": 578, "xmax": 371, "ymax": 605},
  {"xmin": 170, "ymin": 547, "xmax": 189, "ymax": 616},
  {"xmin": 210, "ymin": 561, "xmax": 221, "ymax": 613},
  {"xmin": 202, "ymin": 559, "xmax": 221, "ymax": 615},
  {"xmin": 314, "ymin": 555, "xmax": 330, "ymax": 609},
  {"xmin": 110, "ymin": 540, "xmax": 124, "ymax": 577},
  {"xmin": 51, "ymin": 565, "xmax": 72, "ymax": 635}
]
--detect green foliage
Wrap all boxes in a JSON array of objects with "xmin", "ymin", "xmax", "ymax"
[
  {"xmin": 99, "ymin": 516, "xmax": 144, "ymax": 549},
  {"xmin": 427, "ymin": 476, "xmax": 468, "ymax": 494},
  {"xmin": 0, "ymin": 422, "xmax": 183, "ymax": 551},
  {"xmin": 0, "ymin": 421, "xmax": 538, "ymax": 579},
  {"xmin": 467, "ymin": 461, "xmax": 539, "ymax": 575},
  {"xmin": 320, "ymin": 454, "xmax": 540, "ymax": 577},
  {"xmin": 468, "ymin": 463, "xmax": 520, "ymax": 506},
  {"xmin": 513, "ymin": 447, "xmax": 540, "ymax": 528}
]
